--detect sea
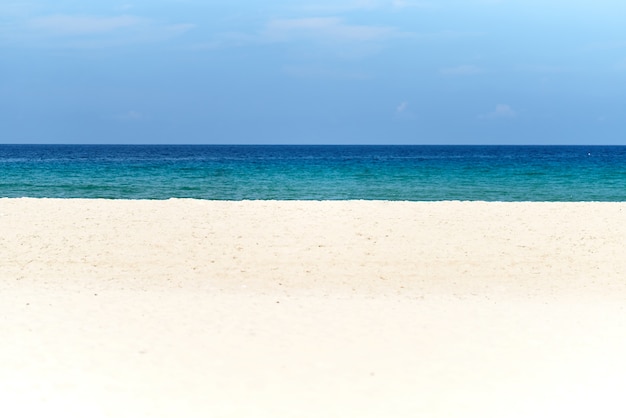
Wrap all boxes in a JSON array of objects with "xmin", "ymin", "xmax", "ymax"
[{"xmin": 1, "ymin": 145, "xmax": 625, "ymax": 201}]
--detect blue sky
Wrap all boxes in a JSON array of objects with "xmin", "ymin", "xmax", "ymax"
[{"xmin": 1, "ymin": 0, "xmax": 625, "ymax": 144}]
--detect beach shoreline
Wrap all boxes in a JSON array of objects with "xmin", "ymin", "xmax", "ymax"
[{"xmin": 2, "ymin": 199, "xmax": 626, "ymax": 417}]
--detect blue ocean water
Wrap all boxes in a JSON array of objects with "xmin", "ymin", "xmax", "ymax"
[{"xmin": 1, "ymin": 145, "xmax": 625, "ymax": 201}]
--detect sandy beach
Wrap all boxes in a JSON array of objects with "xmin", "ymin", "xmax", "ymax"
[{"xmin": 2, "ymin": 198, "xmax": 626, "ymax": 417}]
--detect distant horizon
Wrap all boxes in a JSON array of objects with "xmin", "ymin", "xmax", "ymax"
[{"xmin": 2, "ymin": 143, "xmax": 624, "ymax": 147}]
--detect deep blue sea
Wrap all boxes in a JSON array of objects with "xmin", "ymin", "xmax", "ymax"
[{"xmin": 1, "ymin": 145, "xmax": 625, "ymax": 201}]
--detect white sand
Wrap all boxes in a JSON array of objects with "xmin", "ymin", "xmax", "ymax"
[{"xmin": 2, "ymin": 199, "xmax": 626, "ymax": 417}]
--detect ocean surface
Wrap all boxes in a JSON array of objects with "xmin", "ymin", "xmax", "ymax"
[{"xmin": 1, "ymin": 145, "xmax": 625, "ymax": 201}]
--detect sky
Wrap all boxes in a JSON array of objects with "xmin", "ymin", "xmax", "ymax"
[{"xmin": 1, "ymin": 0, "xmax": 625, "ymax": 144}]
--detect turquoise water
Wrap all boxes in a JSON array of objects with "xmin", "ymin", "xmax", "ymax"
[{"xmin": 1, "ymin": 145, "xmax": 625, "ymax": 201}]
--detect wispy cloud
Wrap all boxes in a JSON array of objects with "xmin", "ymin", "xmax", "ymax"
[
  {"xmin": 29, "ymin": 14, "xmax": 142, "ymax": 35},
  {"xmin": 0, "ymin": 2, "xmax": 44, "ymax": 18},
  {"xmin": 296, "ymin": 0, "xmax": 433, "ymax": 13},
  {"xmin": 615, "ymin": 58, "xmax": 626, "ymax": 71},
  {"xmin": 395, "ymin": 101, "xmax": 415, "ymax": 119},
  {"xmin": 263, "ymin": 17, "xmax": 406, "ymax": 43},
  {"xmin": 190, "ymin": 15, "xmax": 412, "ymax": 58},
  {"xmin": 396, "ymin": 101, "xmax": 409, "ymax": 113},
  {"xmin": 581, "ymin": 40, "xmax": 626, "ymax": 52},
  {"xmin": 516, "ymin": 64, "xmax": 570, "ymax": 73},
  {"xmin": 186, "ymin": 32, "xmax": 255, "ymax": 50},
  {"xmin": 112, "ymin": 110, "xmax": 146, "ymax": 121},
  {"xmin": 283, "ymin": 65, "xmax": 371, "ymax": 80},
  {"xmin": 6, "ymin": 13, "xmax": 195, "ymax": 48},
  {"xmin": 440, "ymin": 64, "xmax": 483, "ymax": 75},
  {"xmin": 480, "ymin": 104, "xmax": 516, "ymax": 119},
  {"xmin": 391, "ymin": 0, "xmax": 433, "ymax": 10}
]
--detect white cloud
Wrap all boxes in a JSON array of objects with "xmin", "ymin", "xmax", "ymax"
[
  {"xmin": 392, "ymin": 0, "xmax": 411, "ymax": 8},
  {"xmin": 125, "ymin": 110, "xmax": 143, "ymax": 120},
  {"xmin": 283, "ymin": 66, "xmax": 370, "ymax": 80},
  {"xmin": 199, "ymin": 13, "xmax": 480, "ymax": 54},
  {"xmin": 582, "ymin": 40, "xmax": 626, "ymax": 52},
  {"xmin": 480, "ymin": 104, "xmax": 516, "ymax": 119},
  {"xmin": 517, "ymin": 64, "xmax": 569, "ymax": 73},
  {"xmin": 391, "ymin": 0, "xmax": 433, "ymax": 10},
  {"xmin": 186, "ymin": 32, "xmax": 255, "ymax": 50},
  {"xmin": 9, "ymin": 13, "xmax": 195, "ymax": 48},
  {"xmin": 615, "ymin": 58, "xmax": 626, "ymax": 71},
  {"xmin": 296, "ymin": 0, "xmax": 433, "ymax": 13},
  {"xmin": 113, "ymin": 110, "xmax": 145, "ymax": 121},
  {"xmin": 263, "ymin": 17, "xmax": 404, "ymax": 43},
  {"xmin": 29, "ymin": 14, "xmax": 142, "ymax": 35},
  {"xmin": 0, "ymin": 2, "xmax": 40, "ymax": 18},
  {"xmin": 440, "ymin": 64, "xmax": 483, "ymax": 75},
  {"xmin": 395, "ymin": 101, "xmax": 415, "ymax": 119},
  {"xmin": 192, "ymin": 16, "xmax": 407, "ymax": 51},
  {"xmin": 164, "ymin": 23, "xmax": 196, "ymax": 36}
]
